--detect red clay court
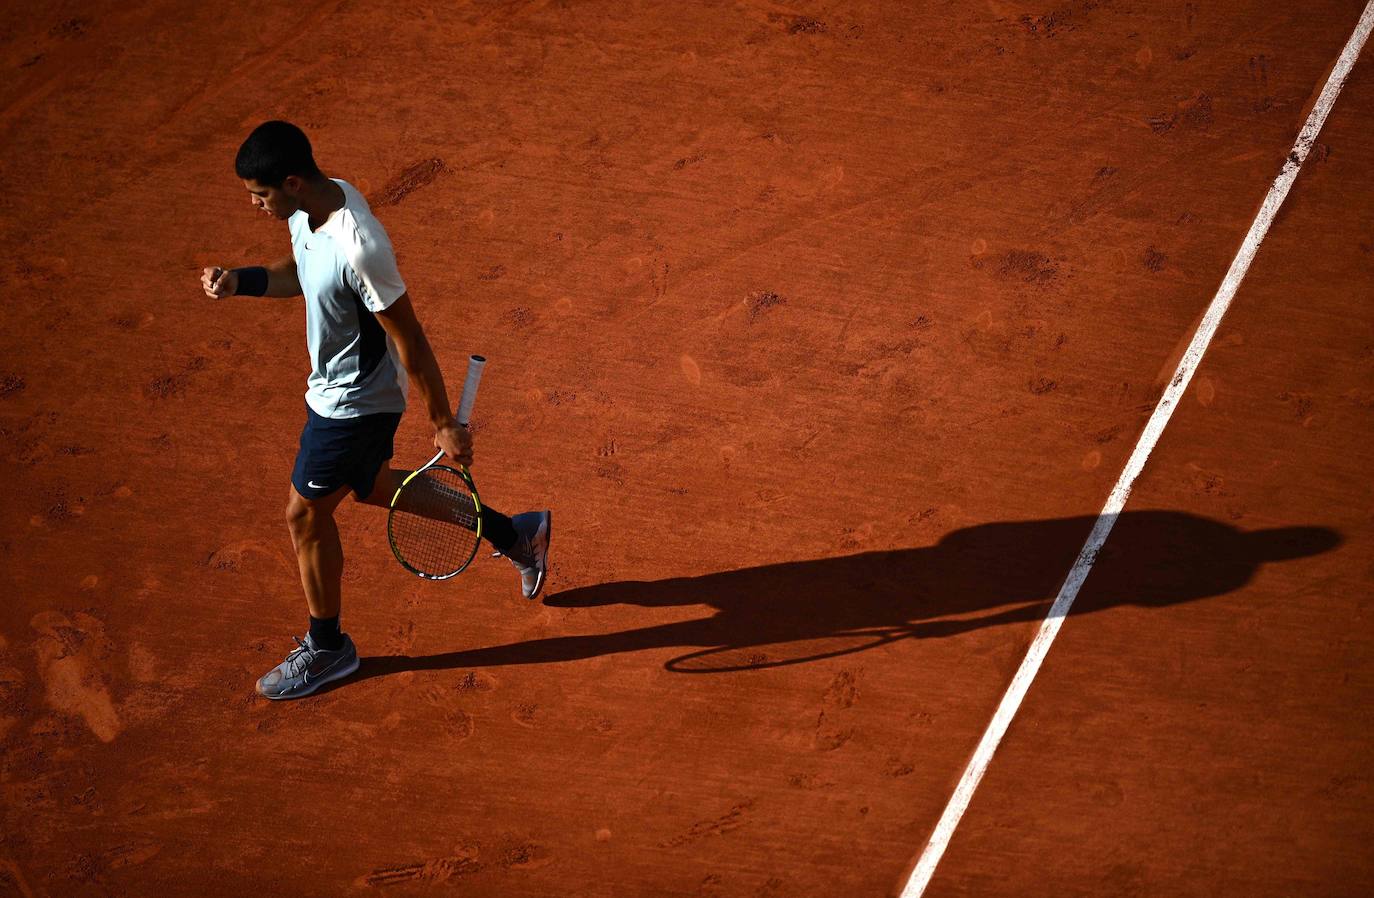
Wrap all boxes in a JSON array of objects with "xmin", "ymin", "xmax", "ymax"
[{"xmin": 2, "ymin": 1, "xmax": 1372, "ymax": 896}]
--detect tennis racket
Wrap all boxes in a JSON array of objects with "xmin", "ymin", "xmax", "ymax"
[{"xmin": 387, "ymin": 355, "xmax": 487, "ymax": 580}]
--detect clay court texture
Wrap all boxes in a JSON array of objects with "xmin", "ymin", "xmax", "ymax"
[{"xmin": 2, "ymin": 1, "xmax": 1373, "ymax": 895}]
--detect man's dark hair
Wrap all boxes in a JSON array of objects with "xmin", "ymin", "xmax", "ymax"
[{"xmin": 235, "ymin": 120, "xmax": 322, "ymax": 187}]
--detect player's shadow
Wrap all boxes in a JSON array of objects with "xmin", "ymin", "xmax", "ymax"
[{"xmin": 355, "ymin": 511, "xmax": 1339, "ymax": 678}]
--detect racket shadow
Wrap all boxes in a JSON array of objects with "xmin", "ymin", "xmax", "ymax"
[{"xmin": 353, "ymin": 510, "xmax": 1339, "ymax": 681}]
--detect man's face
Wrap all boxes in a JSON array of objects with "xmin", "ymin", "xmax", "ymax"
[{"xmin": 243, "ymin": 176, "xmax": 303, "ymax": 220}]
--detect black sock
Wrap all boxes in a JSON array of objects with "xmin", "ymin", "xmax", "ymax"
[
  {"xmin": 309, "ymin": 614, "xmax": 343, "ymax": 651},
  {"xmin": 480, "ymin": 506, "xmax": 519, "ymax": 553}
]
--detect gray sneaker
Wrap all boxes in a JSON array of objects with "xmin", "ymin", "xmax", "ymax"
[
  {"xmin": 494, "ymin": 510, "xmax": 551, "ymax": 599},
  {"xmin": 255, "ymin": 633, "xmax": 359, "ymax": 700}
]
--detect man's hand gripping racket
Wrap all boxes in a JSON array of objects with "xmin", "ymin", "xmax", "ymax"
[{"xmin": 387, "ymin": 355, "xmax": 487, "ymax": 580}]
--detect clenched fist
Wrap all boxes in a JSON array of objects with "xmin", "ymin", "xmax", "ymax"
[{"xmin": 200, "ymin": 266, "xmax": 237, "ymax": 298}]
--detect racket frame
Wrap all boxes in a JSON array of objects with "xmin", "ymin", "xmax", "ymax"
[
  {"xmin": 386, "ymin": 353, "xmax": 488, "ymax": 580},
  {"xmin": 387, "ymin": 461, "xmax": 483, "ymax": 580}
]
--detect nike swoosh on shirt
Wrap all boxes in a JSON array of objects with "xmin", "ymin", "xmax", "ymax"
[{"xmin": 307, "ymin": 480, "xmax": 328, "ymax": 489}]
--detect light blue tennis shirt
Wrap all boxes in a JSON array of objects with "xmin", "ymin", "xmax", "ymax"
[{"xmin": 288, "ymin": 179, "xmax": 408, "ymax": 418}]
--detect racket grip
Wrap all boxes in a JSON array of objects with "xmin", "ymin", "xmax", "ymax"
[{"xmin": 455, "ymin": 355, "xmax": 486, "ymax": 426}]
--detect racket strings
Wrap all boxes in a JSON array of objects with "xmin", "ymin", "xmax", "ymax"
[{"xmin": 389, "ymin": 468, "xmax": 481, "ymax": 577}]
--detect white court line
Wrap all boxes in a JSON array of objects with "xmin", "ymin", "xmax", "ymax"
[{"xmin": 900, "ymin": 5, "xmax": 1374, "ymax": 895}]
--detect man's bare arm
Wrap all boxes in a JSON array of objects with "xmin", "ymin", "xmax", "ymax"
[
  {"xmin": 374, "ymin": 292, "xmax": 473, "ymax": 465},
  {"xmin": 261, "ymin": 254, "xmax": 302, "ymax": 297},
  {"xmin": 200, "ymin": 254, "xmax": 301, "ymax": 298}
]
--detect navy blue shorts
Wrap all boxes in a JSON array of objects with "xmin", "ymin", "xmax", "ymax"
[{"xmin": 291, "ymin": 405, "xmax": 403, "ymax": 501}]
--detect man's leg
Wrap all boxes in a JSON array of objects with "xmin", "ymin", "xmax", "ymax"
[
  {"xmin": 255, "ymin": 483, "xmax": 359, "ymax": 700},
  {"xmin": 285, "ymin": 482, "xmax": 351, "ymax": 621},
  {"xmin": 357, "ymin": 466, "xmax": 404, "ymax": 510},
  {"xmin": 360, "ymin": 466, "xmax": 549, "ymax": 598},
  {"xmin": 359, "ymin": 466, "xmax": 519, "ymax": 551}
]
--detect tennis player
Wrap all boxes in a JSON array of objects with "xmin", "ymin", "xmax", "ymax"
[{"xmin": 200, "ymin": 121, "xmax": 550, "ymax": 700}]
